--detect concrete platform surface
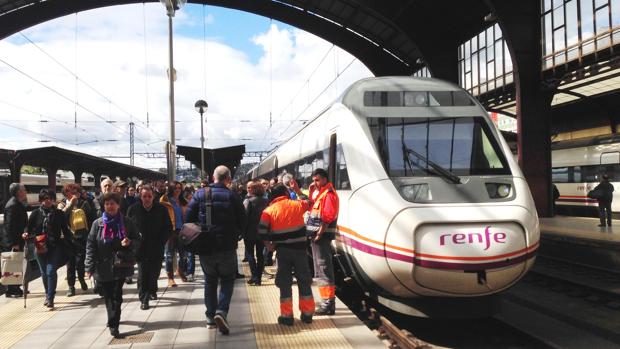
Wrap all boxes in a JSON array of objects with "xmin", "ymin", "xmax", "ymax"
[
  {"xmin": 540, "ymin": 215, "xmax": 620, "ymax": 243},
  {"xmin": 0, "ymin": 248, "xmax": 386, "ymax": 349}
]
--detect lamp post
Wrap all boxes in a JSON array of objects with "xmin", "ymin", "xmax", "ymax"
[
  {"xmin": 160, "ymin": 0, "xmax": 186, "ymax": 181},
  {"xmin": 194, "ymin": 100, "xmax": 208, "ymax": 179}
]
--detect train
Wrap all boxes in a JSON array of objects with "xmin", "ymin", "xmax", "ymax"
[
  {"xmin": 552, "ymin": 134, "xmax": 620, "ymax": 215},
  {"xmin": 247, "ymin": 76, "xmax": 540, "ymax": 317},
  {"xmin": 19, "ymin": 173, "xmax": 95, "ymax": 205}
]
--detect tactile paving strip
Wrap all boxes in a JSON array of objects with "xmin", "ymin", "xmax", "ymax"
[
  {"xmin": 0, "ymin": 266, "xmax": 76, "ymax": 349},
  {"xmin": 108, "ymin": 331, "xmax": 154, "ymax": 345},
  {"xmin": 240, "ymin": 247, "xmax": 353, "ymax": 349}
]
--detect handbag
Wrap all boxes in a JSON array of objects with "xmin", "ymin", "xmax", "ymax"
[
  {"xmin": 1, "ymin": 251, "xmax": 24, "ymax": 285},
  {"xmin": 179, "ymin": 188, "xmax": 214, "ymax": 254},
  {"xmin": 113, "ymin": 249, "xmax": 136, "ymax": 268},
  {"xmin": 35, "ymin": 234, "xmax": 48, "ymax": 255},
  {"xmin": 587, "ymin": 187, "xmax": 602, "ymax": 200}
]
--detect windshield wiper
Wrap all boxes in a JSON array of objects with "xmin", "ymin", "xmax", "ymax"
[{"xmin": 402, "ymin": 145, "xmax": 462, "ymax": 184}]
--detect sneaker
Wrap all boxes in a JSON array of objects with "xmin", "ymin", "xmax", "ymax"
[
  {"xmin": 186, "ymin": 274, "xmax": 195, "ymax": 282},
  {"xmin": 206, "ymin": 316, "xmax": 216, "ymax": 329},
  {"xmin": 315, "ymin": 299, "xmax": 335, "ymax": 316},
  {"xmin": 214, "ymin": 313, "xmax": 230, "ymax": 335},
  {"xmin": 79, "ymin": 278, "xmax": 88, "ymax": 291},
  {"xmin": 67, "ymin": 286, "xmax": 76, "ymax": 297},
  {"xmin": 278, "ymin": 316, "xmax": 294, "ymax": 326},
  {"xmin": 300, "ymin": 313, "xmax": 313, "ymax": 324}
]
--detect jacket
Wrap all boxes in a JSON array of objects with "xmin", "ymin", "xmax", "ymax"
[
  {"xmin": 84, "ymin": 215, "xmax": 141, "ymax": 282},
  {"xmin": 186, "ymin": 183, "xmax": 247, "ymax": 254},
  {"xmin": 26, "ymin": 206, "xmax": 74, "ymax": 250},
  {"xmin": 594, "ymin": 180, "xmax": 615, "ymax": 203},
  {"xmin": 243, "ymin": 195, "xmax": 269, "ymax": 241},
  {"xmin": 306, "ymin": 182, "xmax": 339, "ymax": 240},
  {"xmin": 1, "ymin": 197, "xmax": 28, "ymax": 248},
  {"xmin": 160, "ymin": 194, "xmax": 187, "ymax": 231},
  {"xmin": 258, "ymin": 196, "xmax": 310, "ymax": 249},
  {"xmin": 127, "ymin": 202, "xmax": 172, "ymax": 260}
]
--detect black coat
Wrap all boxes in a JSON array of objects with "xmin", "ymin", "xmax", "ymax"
[
  {"xmin": 85, "ymin": 215, "xmax": 141, "ymax": 282},
  {"xmin": 127, "ymin": 202, "xmax": 172, "ymax": 261},
  {"xmin": 594, "ymin": 180, "xmax": 615, "ymax": 203},
  {"xmin": 243, "ymin": 195, "xmax": 269, "ymax": 241},
  {"xmin": 1, "ymin": 197, "xmax": 28, "ymax": 248},
  {"xmin": 26, "ymin": 206, "xmax": 75, "ymax": 258}
]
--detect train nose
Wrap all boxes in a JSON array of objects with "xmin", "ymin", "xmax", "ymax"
[{"xmin": 387, "ymin": 207, "xmax": 538, "ymax": 296}]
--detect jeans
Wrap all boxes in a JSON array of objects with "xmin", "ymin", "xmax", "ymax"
[
  {"xmin": 138, "ymin": 258, "xmax": 162, "ymax": 302},
  {"xmin": 35, "ymin": 244, "xmax": 64, "ymax": 301},
  {"xmin": 263, "ymin": 246, "xmax": 273, "ymax": 265},
  {"xmin": 67, "ymin": 239, "xmax": 86, "ymax": 287},
  {"xmin": 185, "ymin": 251, "xmax": 195, "ymax": 275},
  {"xmin": 244, "ymin": 239, "xmax": 264, "ymax": 282},
  {"xmin": 101, "ymin": 279, "xmax": 125, "ymax": 328},
  {"xmin": 199, "ymin": 250, "xmax": 236, "ymax": 319},
  {"xmin": 165, "ymin": 236, "xmax": 187, "ymax": 274}
]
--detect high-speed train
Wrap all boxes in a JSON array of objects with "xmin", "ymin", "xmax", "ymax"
[
  {"xmin": 553, "ymin": 134, "xmax": 620, "ymax": 215},
  {"xmin": 21, "ymin": 173, "xmax": 95, "ymax": 205},
  {"xmin": 249, "ymin": 76, "xmax": 540, "ymax": 317}
]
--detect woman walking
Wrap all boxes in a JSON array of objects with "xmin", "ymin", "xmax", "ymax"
[
  {"xmin": 160, "ymin": 181, "xmax": 188, "ymax": 286},
  {"xmin": 25, "ymin": 189, "xmax": 73, "ymax": 309},
  {"xmin": 85, "ymin": 192, "xmax": 141, "ymax": 338}
]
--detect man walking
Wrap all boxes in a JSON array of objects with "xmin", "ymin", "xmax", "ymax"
[
  {"xmin": 258, "ymin": 183, "xmax": 314, "ymax": 326},
  {"xmin": 127, "ymin": 185, "xmax": 172, "ymax": 310},
  {"xmin": 1, "ymin": 183, "xmax": 28, "ymax": 298},
  {"xmin": 307, "ymin": 168, "xmax": 339, "ymax": 315},
  {"xmin": 186, "ymin": 165, "xmax": 246, "ymax": 334}
]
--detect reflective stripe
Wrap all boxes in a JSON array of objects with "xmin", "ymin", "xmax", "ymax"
[
  {"xmin": 280, "ymin": 298, "xmax": 293, "ymax": 316},
  {"xmin": 318, "ymin": 285, "xmax": 336, "ymax": 299},
  {"xmin": 299, "ymin": 296, "xmax": 315, "ymax": 316}
]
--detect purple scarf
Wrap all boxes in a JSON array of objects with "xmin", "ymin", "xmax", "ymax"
[{"xmin": 102, "ymin": 212, "xmax": 126, "ymax": 244}]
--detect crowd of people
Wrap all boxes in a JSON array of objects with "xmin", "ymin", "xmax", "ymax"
[{"xmin": 0, "ymin": 165, "xmax": 340, "ymax": 338}]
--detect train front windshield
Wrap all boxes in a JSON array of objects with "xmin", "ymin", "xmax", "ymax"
[{"xmin": 368, "ymin": 117, "xmax": 511, "ymax": 177}]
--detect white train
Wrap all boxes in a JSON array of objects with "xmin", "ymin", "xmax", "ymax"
[
  {"xmin": 553, "ymin": 134, "xmax": 620, "ymax": 214},
  {"xmin": 21, "ymin": 173, "xmax": 95, "ymax": 205},
  {"xmin": 249, "ymin": 77, "xmax": 540, "ymax": 317}
]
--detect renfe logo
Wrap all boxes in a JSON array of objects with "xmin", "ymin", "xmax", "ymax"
[{"xmin": 439, "ymin": 226, "xmax": 506, "ymax": 250}]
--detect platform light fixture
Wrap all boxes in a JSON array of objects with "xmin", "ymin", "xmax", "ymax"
[
  {"xmin": 160, "ymin": 0, "xmax": 186, "ymax": 181},
  {"xmin": 194, "ymin": 99, "xmax": 208, "ymax": 179}
]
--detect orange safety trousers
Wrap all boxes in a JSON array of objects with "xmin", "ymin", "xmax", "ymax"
[
  {"xmin": 318, "ymin": 285, "xmax": 336, "ymax": 300},
  {"xmin": 280, "ymin": 297, "xmax": 315, "ymax": 317}
]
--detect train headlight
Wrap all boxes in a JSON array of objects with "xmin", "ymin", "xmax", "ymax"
[
  {"xmin": 399, "ymin": 183, "xmax": 431, "ymax": 202},
  {"xmin": 486, "ymin": 183, "xmax": 512, "ymax": 199}
]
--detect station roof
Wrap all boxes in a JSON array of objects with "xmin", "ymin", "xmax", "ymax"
[
  {"xmin": 4, "ymin": 146, "xmax": 166, "ymax": 180},
  {"xmin": 0, "ymin": 0, "xmax": 490, "ymax": 76},
  {"xmin": 176, "ymin": 144, "xmax": 245, "ymax": 177}
]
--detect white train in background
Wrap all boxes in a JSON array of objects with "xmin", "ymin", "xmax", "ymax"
[
  {"xmin": 553, "ymin": 134, "xmax": 620, "ymax": 215},
  {"xmin": 21, "ymin": 173, "xmax": 95, "ymax": 205},
  {"xmin": 248, "ymin": 77, "xmax": 540, "ymax": 317}
]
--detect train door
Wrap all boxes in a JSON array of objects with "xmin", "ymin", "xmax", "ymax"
[{"xmin": 328, "ymin": 133, "xmax": 337, "ymax": 182}]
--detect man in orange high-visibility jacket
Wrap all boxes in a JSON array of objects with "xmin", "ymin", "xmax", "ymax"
[
  {"xmin": 306, "ymin": 168, "xmax": 339, "ymax": 316},
  {"xmin": 258, "ymin": 183, "xmax": 315, "ymax": 326}
]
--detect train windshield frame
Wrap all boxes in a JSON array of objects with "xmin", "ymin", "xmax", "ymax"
[{"xmin": 368, "ymin": 116, "xmax": 511, "ymax": 177}]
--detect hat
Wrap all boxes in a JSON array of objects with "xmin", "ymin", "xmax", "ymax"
[{"xmin": 113, "ymin": 180, "xmax": 128, "ymax": 188}]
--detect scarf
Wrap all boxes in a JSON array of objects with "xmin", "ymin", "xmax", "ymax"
[
  {"xmin": 102, "ymin": 212, "xmax": 126, "ymax": 244},
  {"xmin": 41, "ymin": 206, "xmax": 54, "ymax": 236}
]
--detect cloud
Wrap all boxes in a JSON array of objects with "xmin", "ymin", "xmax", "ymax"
[{"xmin": 0, "ymin": 3, "xmax": 373, "ymax": 173}]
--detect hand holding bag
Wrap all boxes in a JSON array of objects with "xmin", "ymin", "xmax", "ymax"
[{"xmin": 1, "ymin": 251, "xmax": 24, "ymax": 285}]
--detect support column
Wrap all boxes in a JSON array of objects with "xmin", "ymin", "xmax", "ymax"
[
  {"xmin": 71, "ymin": 169, "xmax": 82, "ymax": 184},
  {"xmin": 425, "ymin": 45, "xmax": 459, "ymax": 84},
  {"xmin": 93, "ymin": 172, "xmax": 102, "ymax": 193},
  {"xmin": 487, "ymin": 0, "xmax": 553, "ymax": 217},
  {"xmin": 10, "ymin": 159, "xmax": 22, "ymax": 184},
  {"xmin": 46, "ymin": 166, "xmax": 58, "ymax": 193}
]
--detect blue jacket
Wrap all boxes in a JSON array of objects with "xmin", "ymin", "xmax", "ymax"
[{"xmin": 186, "ymin": 183, "xmax": 246, "ymax": 253}]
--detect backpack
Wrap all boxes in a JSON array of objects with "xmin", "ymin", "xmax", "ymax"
[{"xmin": 70, "ymin": 208, "xmax": 88, "ymax": 233}]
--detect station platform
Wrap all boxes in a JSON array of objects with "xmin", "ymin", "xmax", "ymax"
[
  {"xmin": 0, "ymin": 249, "xmax": 385, "ymax": 349},
  {"xmin": 540, "ymin": 215, "xmax": 620, "ymax": 272}
]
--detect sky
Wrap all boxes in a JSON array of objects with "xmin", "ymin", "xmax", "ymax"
[{"xmin": 0, "ymin": 3, "xmax": 373, "ymax": 173}]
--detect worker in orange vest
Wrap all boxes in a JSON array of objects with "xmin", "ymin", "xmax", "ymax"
[
  {"xmin": 258, "ymin": 183, "xmax": 315, "ymax": 326},
  {"xmin": 306, "ymin": 168, "xmax": 339, "ymax": 315}
]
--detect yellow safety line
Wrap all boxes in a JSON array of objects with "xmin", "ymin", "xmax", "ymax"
[
  {"xmin": 0, "ymin": 266, "xmax": 77, "ymax": 349},
  {"xmin": 239, "ymin": 246, "xmax": 353, "ymax": 349}
]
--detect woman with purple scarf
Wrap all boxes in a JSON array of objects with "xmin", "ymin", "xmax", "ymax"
[{"xmin": 85, "ymin": 192, "xmax": 141, "ymax": 338}]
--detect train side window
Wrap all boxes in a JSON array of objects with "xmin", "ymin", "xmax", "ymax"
[
  {"xmin": 581, "ymin": 166, "xmax": 598, "ymax": 182},
  {"xmin": 552, "ymin": 167, "xmax": 569, "ymax": 183},
  {"xmin": 336, "ymin": 144, "xmax": 351, "ymax": 190},
  {"xmin": 573, "ymin": 166, "xmax": 581, "ymax": 183}
]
